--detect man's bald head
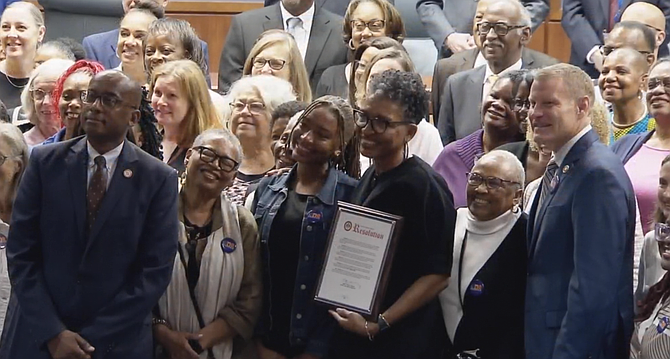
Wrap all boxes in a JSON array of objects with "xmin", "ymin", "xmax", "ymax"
[
  {"xmin": 622, "ymin": 2, "xmax": 665, "ymax": 32},
  {"xmin": 91, "ymin": 70, "xmax": 142, "ymax": 109},
  {"xmin": 621, "ymin": 3, "xmax": 666, "ymax": 57}
]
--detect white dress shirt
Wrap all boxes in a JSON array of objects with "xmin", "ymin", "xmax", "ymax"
[
  {"xmin": 280, "ymin": 1, "xmax": 315, "ymax": 60},
  {"xmin": 552, "ymin": 124, "xmax": 592, "ymax": 167},
  {"xmin": 474, "ymin": 51, "xmax": 487, "ymax": 69},
  {"xmin": 482, "ymin": 57, "xmax": 523, "ymax": 103},
  {"xmin": 87, "ymin": 141, "xmax": 124, "ymax": 189}
]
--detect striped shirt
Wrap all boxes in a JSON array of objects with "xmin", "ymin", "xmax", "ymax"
[{"xmin": 632, "ymin": 297, "xmax": 670, "ymax": 359}]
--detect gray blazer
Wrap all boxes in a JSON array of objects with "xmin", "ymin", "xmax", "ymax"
[
  {"xmin": 217, "ymin": 3, "xmax": 348, "ymax": 94},
  {"xmin": 437, "ymin": 65, "xmax": 486, "ymax": 145},
  {"xmin": 416, "ymin": 0, "xmax": 550, "ymax": 55},
  {"xmin": 432, "ymin": 48, "xmax": 559, "ymax": 126}
]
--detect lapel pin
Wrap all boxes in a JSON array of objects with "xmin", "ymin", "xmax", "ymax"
[
  {"xmin": 123, "ymin": 169, "xmax": 133, "ymax": 178},
  {"xmin": 562, "ymin": 165, "xmax": 570, "ymax": 174}
]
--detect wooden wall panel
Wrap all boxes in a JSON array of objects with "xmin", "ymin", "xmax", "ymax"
[
  {"xmin": 545, "ymin": 22, "xmax": 571, "ymax": 63},
  {"xmin": 527, "ymin": 22, "xmax": 546, "ymax": 53}
]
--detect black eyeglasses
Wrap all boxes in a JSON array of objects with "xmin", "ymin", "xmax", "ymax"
[
  {"xmin": 600, "ymin": 45, "xmax": 653, "ymax": 57},
  {"xmin": 353, "ymin": 109, "xmax": 414, "ymax": 134},
  {"xmin": 476, "ymin": 22, "xmax": 525, "ymax": 36},
  {"xmin": 83, "ymin": 91, "xmax": 137, "ymax": 110},
  {"xmin": 466, "ymin": 172, "xmax": 520, "ymax": 190},
  {"xmin": 193, "ymin": 146, "xmax": 240, "ymax": 172},
  {"xmin": 350, "ymin": 19, "xmax": 385, "ymax": 32},
  {"xmin": 252, "ymin": 58, "xmax": 286, "ymax": 71},
  {"xmin": 656, "ymin": 222, "xmax": 670, "ymax": 242},
  {"xmin": 648, "ymin": 77, "xmax": 670, "ymax": 92}
]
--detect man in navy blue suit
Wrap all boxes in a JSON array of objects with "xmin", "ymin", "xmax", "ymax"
[
  {"xmin": 525, "ymin": 63, "xmax": 635, "ymax": 359},
  {"xmin": 82, "ymin": 0, "xmax": 209, "ymax": 73},
  {"xmin": 0, "ymin": 71, "xmax": 179, "ymax": 359}
]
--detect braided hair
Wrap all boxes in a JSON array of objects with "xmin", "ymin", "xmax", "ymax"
[
  {"xmin": 129, "ymin": 87, "xmax": 163, "ymax": 160},
  {"xmin": 52, "ymin": 60, "xmax": 106, "ymax": 127},
  {"xmin": 289, "ymin": 95, "xmax": 361, "ymax": 178},
  {"xmin": 637, "ymin": 154, "xmax": 670, "ymax": 322}
]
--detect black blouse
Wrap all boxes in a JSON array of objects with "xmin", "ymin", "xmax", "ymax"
[{"xmin": 329, "ymin": 157, "xmax": 457, "ymax": 359}]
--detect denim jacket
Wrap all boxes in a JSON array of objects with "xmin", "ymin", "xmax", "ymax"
[{"xmin": 252, "ymin": 165, "xmax": 357, "ymax": 357}]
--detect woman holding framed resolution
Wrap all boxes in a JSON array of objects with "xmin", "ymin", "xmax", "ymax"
[
  {"xmin": 251, "ymin": 96, "xmax": 360, "ymax": 359},
  {"xmin": 328, "ymin": 70, "xmax": 456, "ymax": 359}
]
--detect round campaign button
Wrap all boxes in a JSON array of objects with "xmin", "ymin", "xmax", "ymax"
[
  {"xmin": 221, "ymin": 238, "xmax": 237, "ymax": 253},
  {"xmin": 0, "ymin": 234, "xmax": 6, "ymax": 250},
  {"xmin": 658, "ymin": 317, "xmax": 669, "ymax": 334},
  {"xmin": 468, "ymin": 279, "xmax": 485, "ymax": 297},
  {"xmin": 306, "ymin": 210, "xmax": 323, "ymax": 224}
]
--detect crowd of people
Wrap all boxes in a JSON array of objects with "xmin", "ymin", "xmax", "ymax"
[{"xmin": 0, "ymin": 0, "xmax": 669, "ymax": 358}]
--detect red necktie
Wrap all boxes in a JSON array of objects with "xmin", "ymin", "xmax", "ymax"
[{"xmin": 609, "ymin": 0, "xmax": 619, "ymax": 31}]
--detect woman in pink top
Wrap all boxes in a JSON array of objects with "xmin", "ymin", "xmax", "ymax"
[{"xmin": 612, "ymin": 58, "xmax": 670, "ymax": 234}]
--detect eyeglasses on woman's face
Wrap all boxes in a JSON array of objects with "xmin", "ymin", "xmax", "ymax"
[
  {"xmin": 648, "ymin": 77, "xmax": 670, "ymax": 92},
  {"xmin": 466, "ymin": 172, "xmax": 520, "ymax": 190},
  {"xmin": 229, "ymin": 101, "xmax": 266, "ymax": 114},
  {"xmin": 350, "ymin": 19, "xmax": 385, "ymax": 33},
  {"xmin": 252, "ymin": 57, "xmax": 286, "ymax": 71},
  {"xmin": 193, "ymin": 146, "xmax": 240, "ymax": 173},
  {"xmin": 353, "ymin": 108, "xmax": 413, "ymax": 134}
]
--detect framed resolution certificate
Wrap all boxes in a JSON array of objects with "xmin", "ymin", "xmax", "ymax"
[{"xmin": 314, "ymin": 201, "xmax": 403, "ymax": 319}]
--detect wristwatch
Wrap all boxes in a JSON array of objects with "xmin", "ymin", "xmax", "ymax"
[
  {"xmin": 377, "ymin": 313, "xmax": 391, "ymax": 333},
  {"xmin": 152, "ymin": 317, "xmax": 168, "ymax": 326}
]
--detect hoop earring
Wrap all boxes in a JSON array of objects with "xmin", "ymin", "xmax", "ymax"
[
  {"xmin": 403, "ymin": 141, "xmax": 409, "ymax": 160},
  {"xmin": 348, "ymin": 39, "xmax": 355, "ymax": 51},
  {"xmin": 512, "ymin": 204, "xmax": 520, "ymax": 213}
]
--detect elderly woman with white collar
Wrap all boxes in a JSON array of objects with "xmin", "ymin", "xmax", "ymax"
[{"xmin": 439, "ymin": 150, "xmax": 527, "ymax": 359}]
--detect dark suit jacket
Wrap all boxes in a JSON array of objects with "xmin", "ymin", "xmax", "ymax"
[
  {"xmin": 436, "ymin": 49, "xmax": 559, "ymax": 144},
  {"xmin": 416, "ymin": 0, "xmax": 550, "ymax": 56},
  {"xmin": 315, "ymin": 63, "xmax": 348, "ymax": 98},
  {"xmin": 432, "ymin": 47, "xmax": 558, "ymax": 127},
  {"xmin": 264, "ymin": 0, "xmax": 351, "ymax": 17},
  {"xmin": 217, "ymin": 3, "xmax": 348, "ymax": 94},
  {"xmin": 82, "ymin": 28, "xmax": 210, "ymax": 76},
  {"xmin": 525, "ymin": 130, "xmax": 634, "ymax": 359},
  {"xmin": 0, "ymin": 138, "xmax": 179, "ymax": 359}
]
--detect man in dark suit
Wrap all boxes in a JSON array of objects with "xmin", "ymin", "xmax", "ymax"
[
  {"xmin": 416, "ymin": 0, "xmax": 549, "ymax": 58},
  {"xmin": 0, "ymin": 0, "xmax": 19, "ymax": 15},
  {"xmin": 217, "ymin": 0, "xmax": 347, "ymax": 94},
  {"xmin": 0, "ymin": 71, "xmax": 179, "ymax": 359},
  {"xmin": 437, "ymin": 0, "xmax": 556, "ymax": 144},
  {"xmin": 562, "ymin": 0, "xmax": 670, "ymax": 78},
  {"xmin": 525, "ymin": 63, "xmax": 635, "ymax": 359},
  {"xmin": 82, "ymin": 0, "xmax": 210, "ymax": 72},
  {"xmin": 264, "ymin": 0, "xmax": 350, "ymax": 17}
]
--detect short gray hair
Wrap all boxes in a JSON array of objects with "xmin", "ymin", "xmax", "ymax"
[
  {"xmin": 21, "ymin": 59, "xmax": 75, "ymax": 125},
  {"xmin": 0, "ymin": 123, "xmax": 29, "ymax": 202},
  {"xmin": 193, "ymin": 128, "xmax": 244, "ymax": 164},
  {"xmin": 477, "ymin": 150, "xmax": 525, "ymax": 187},
  {"xmin": 227, "ymin": 75, "xmax": 297, "ymax": 115}
]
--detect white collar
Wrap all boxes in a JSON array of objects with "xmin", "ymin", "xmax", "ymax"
[
  {"xmin": 553, "ymin": 125, "xmax": 592, "ymax": 167},
  {"xmin": 484, "ymin": 57, "xmax": 523, "ymax": 82},
  {"xmin": 87, "ymin": 140, "xmax": 124, "ymax": 169},
  {"xmin": 280, "ymin": 1, "xmax": 315, "ymax": 31}
]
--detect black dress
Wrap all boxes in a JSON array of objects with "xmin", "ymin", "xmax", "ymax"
[
  {"xmin": 315, "ymin": 64, "xmax": 349, "ymax": 99},
  {"xmin": 0, "ymin": 72, "xmax": 28, "ymax": 109},
  {"xmin": 328, "ymin": 157, "xmax": 457, "ymax": 359}
]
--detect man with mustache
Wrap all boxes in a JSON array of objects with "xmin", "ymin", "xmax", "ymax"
[
  {"xmin": 0, "ymin": 71, "xmax": 179, "ymax": 359},
  {"xmin": 436, "ymin": 0, "xmax": 534, "ymax": 145}
]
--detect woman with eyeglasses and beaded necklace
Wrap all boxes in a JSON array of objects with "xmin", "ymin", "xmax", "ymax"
[
  {"xmin": 328, "ymin": 70, "xmax": 455, "ymax": 359},
  {"xmin": 154, "ymin": 129, "xmax": 262, "ymax": 359}
]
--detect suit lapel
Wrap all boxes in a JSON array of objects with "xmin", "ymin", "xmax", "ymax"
[
  {"xmin": 463, "ymin": 49, "xmax": 477, "ymax": 70},
  {"xmin": 263, "ymin": 4, "xmax": 284, "ymax": 31},
  {"xmin": 85, "ymin": 141, "xmax": 139, "ymax": 251},
  {"xmin": 304, "ymin": 10, "xmax": 332, "ymax": 77},
  {"xmin": 521, "ymin": 48, "xmax": 535, "ymax": 68},
  {"xmin": 65, "ymin": 139, "xmax": 88, "ymax": 241},
  {"xmin": 529, "ymin": 130, "xmax": 599, "ymax": 258}
]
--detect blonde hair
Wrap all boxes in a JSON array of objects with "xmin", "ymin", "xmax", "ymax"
[
  {"xmin": 21, "ymin": 58, "xmax": 74, "ymax": 125},
  {"xmin": 150, "ymin": 59, "xmax": 222, "ymax": 148},
  {"xmin": 242, "ymin": 30, "xmax": 312, "ymax": 103},
  {"xmin": 4, "ymin": 2, "xmax": 44, "ymax": 28},
  {"xmin": 359, "ymin": 48, "xmax": 414, "ymax": 103},
  {"xmin": 534, "ymin": 63, "xmax": 595, "ymax": 106}
]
